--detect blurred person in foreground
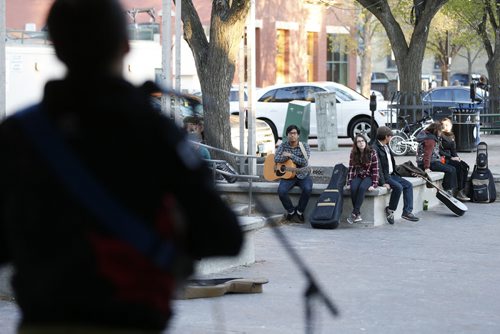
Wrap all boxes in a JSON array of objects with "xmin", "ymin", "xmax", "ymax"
[{"xmin": 0, "ymin": 0, "xmax": 242, "ymax": 333}]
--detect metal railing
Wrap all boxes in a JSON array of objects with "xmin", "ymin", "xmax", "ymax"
[{"xmin": 192, "ymin": 141, "xmax": 261, "ymax": 216}]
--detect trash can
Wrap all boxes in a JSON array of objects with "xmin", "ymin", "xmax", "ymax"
[
  {"xmin": 451, "ymin": 104, "xmax": 481, "ymax": 152},
  {"xmin": 283, "ymin": 100, "xmax": 310, "ymax": 143}
]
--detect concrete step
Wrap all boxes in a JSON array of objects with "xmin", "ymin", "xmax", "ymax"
[{"xmin": 194, "ymin": 215, "xmax": 266, "ymax": 275}]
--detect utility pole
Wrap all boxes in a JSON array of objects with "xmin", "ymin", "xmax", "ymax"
[
  {"xmin": 246, "ymin": 0, "xmax": 257, "ymax": 175},
  {"xmin": 0, "ymin": 0, "xmax": 6, "ymax": 119},
  {"xmin": 175, "ymin": 0, "xmax": 181, "ymax": 92},
  {"xmin": 174, "ymin": 0, "xmax": 182, "ymax": 124},
  {"xmin": 161, "ymin": 0, "xmax": 172, "ymax": 118}
]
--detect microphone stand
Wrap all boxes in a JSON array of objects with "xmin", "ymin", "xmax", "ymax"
[{"xmin": 252, "ymin": 196, "xmax": 340, "ymax": 334}]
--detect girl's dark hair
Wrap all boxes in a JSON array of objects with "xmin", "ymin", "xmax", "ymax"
[
  {"xmin": 439, "ymin": 117, "xmax": 454, "ymax": 138},
  {"xmin": 351, "ymin": 134, "xmax": 372, "ymax": 166},
  {"xmin": 425, "ymin": 122, "xmax": 442, "ymax": 136}
]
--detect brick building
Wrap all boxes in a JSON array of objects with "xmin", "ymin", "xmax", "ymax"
[{"xmin": 5, "ymin": 0, "xmax": 358, "ymax": 89}]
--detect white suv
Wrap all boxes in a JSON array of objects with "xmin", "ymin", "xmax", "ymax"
[{"xmin": 254, "ymin": 82, "xmax": 389, "ymax": 141}]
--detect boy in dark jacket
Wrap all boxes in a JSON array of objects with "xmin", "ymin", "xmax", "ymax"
[{"xmin": 373, "ymin": 126, "xmax": 419, "ymax": 224}]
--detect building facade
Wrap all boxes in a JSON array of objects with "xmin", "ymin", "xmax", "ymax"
[{"xmin": 6, "ymin": 0, "xmax": 359, "ymax": 90}]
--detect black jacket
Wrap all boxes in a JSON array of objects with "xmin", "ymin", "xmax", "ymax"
[
  {"xmin": 0, "ymin": 76, "xmax": 242, "ymax": 330},
  {"xmin": 372, "ymin": 140, "xmax": 398, "ymax": 186},
  {"xmin": 439, "ymin": 133, "xmax": 458, "ymax": 159}
]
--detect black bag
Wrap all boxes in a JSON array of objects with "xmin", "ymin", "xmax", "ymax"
[
  {"xmin": 215, "ymin": 161, "xmax": 239, "ymax": 183},
  {"xmin": 395, "ymin": 160, "xmax": 432, "ymax": 188},
  {"xmin": 476, "ymin": 142, "xmax": 488, "ymax": 170},
  {"xmin": 469, "ymin": 166, "xmax": 496, "ymax": 203},
  {"xmin": 310, "ymin": 164, "xmax": 348, "ymax": 230}
]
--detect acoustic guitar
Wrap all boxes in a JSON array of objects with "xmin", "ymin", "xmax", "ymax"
[
  {"xmin": 416, "ymin": 175, "xmax": 467, "ymax": 216},
  {"xmin": 263, "ymin": 154, "xmax": 312, "ymax": 181}
]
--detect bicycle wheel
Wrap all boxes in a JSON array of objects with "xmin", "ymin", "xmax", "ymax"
[{"xmin": 389, "ymin": 132, "xmax": 409, "ymax": 156}]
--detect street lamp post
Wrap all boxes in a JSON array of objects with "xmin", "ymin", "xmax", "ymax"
[
  {"xmin": 161, "ymin": 0, "xmax": 172, "ymax": 118},
  {"xmin": 0, "ymin": 0, "xmax": 6, "ymax": 119}
]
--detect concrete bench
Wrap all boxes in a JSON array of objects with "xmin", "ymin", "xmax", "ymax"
[
  {"xmin": 194, "ymin": 216, "xmax": 266, "ymax": 275},
  {"xmin": 217, "ymin": 172, "xmax": 446, "ymax": 227}
]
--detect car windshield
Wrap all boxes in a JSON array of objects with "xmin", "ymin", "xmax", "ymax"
[{"xmin": 323, "ymin": 85, "xmax": 367, "ymax": 102}]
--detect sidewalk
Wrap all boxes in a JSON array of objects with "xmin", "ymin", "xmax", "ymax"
[
  {"xmin": 168, "ymin": 201, "xmax": 500, "ymax": 334},
  {"xmin": 1, "ymin": 136, "xmax": 500, "ymax": 334}
]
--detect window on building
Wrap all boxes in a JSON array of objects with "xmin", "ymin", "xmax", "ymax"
[
  {"xmin": 326, "ymin": 34, "xmax": 348, "ymax": 85},
  {"xmin": 307, "ymin": 32, "xmax": 317, "ymax": 82},
  {"xmin": 276, "ymin": 29, "xmax": 289, "ymax": 84}
]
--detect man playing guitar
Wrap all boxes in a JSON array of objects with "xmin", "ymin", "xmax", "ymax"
[{"xmin": 274, "ymin": 125, "xmax": 313, "ymax": 222}]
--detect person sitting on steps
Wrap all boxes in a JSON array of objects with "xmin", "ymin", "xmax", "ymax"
[
  {"xmin": 416, "ymin": 122, "xmax": 458, "ymax": 198},
  {"xmin": 274, "ymin": 125, "xmax": 312, "ymax": 223},
  {"xmin": 439, "ymin": 118, "xmax": 470, "ymax": 201},
  {"xmin": 373, "ymin": 126, "xmax": 420, "ymax": 224},
  {"xmin": 346, "ymin": 134, "xmax": 379, "ymax": 224}
]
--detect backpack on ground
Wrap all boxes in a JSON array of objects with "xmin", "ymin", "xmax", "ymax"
[
  {"xmin": 476, "ymin": 142, "xmax": 488, "ymax": 169},
  {"xmin": 310, "ymin": 163, "xmax": 348, "ymax": 230},
  {"xmin": 469, "ymin": 142, "xmax": 496, "ymax": 203}
]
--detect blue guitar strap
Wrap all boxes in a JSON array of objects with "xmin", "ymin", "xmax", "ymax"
[{"xmin": 13, "ymin": 104, "xmax": 175, "ymax": 270}]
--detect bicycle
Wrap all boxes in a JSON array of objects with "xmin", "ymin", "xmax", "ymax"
[{"xmin": 389, "ymin": 115, "xmax": 434, "ymax": 156}]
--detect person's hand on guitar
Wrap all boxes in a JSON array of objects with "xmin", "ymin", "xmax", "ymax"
[
  {"xmin": 282, "ymin": 152, "xmax": 293, "ymax": 158},
  {"xmin": 383, "ymin": 183, "xmax": 391, "ymax": 190},
  {"xmin": 425, "ymin": 168, "xmax": 431, "ymax": 174},
  {"xmin": 368, "ymin": 186, "xmax": 375, "ymax": 191}
]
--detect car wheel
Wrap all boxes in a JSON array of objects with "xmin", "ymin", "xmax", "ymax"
[
  {"xmin": 350, "ymin": 117, "xmax": 377, "ymax": 140},
  {"xmin": 260, "ymin": 119, "xmax": 279, "ymax": 143}
]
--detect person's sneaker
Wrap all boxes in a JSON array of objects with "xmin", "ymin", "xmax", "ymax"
[
  {"xmin": 385, "ymin": 206, "xmax": 395, "ymax": 225},
  {"xmin": 402, "ymin": 212, "xmax": 420, "ymax": 222},
  {"xmin": 346, "ymin": 213, "xmax": 356, "ymax": 224},
  {"xmin": 285, "ymin": 211, "xmax": 295, "ymax": 220},
  {"xmin": 354, "ymin": 214, "xmax": 363, "ymax": 222},
  {"xmin": 296, "ymin": 211, "xmax": 305, "ymax": 223},
  {"xmin": 456, "ymin": 189, "xmax": 470, "ymax": 201}
]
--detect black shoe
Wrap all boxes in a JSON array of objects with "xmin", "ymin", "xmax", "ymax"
[
  {"xmin": 385, "ymin": 206, "xmax": 394, "ymax": 225},
  {"xmin": 402, "ymin": 212, "xmax": 419, "ymax": 222},
  {"xmin": 296, "ymin": 211, "xmax": 305, "ymax": 223},
  {"xmin": 285, "ymin": 211, "xmax": 295, "ymax": 220}
]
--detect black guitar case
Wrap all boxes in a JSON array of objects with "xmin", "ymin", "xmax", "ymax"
[{"xmin": 310, "ymin": 163, "xmax": 348, "ymax": 229}]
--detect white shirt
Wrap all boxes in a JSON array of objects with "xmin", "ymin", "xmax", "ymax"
[{"xmin": 379, "ymin": 140, "xmax": 393, "ymax": 174}]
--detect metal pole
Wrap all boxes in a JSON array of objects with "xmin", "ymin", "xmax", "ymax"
[
  {"xmin": 175, "ymin": 1, "xmax": 181, "ymax": 92},
  {"xmin": 246, "ymin": 0, "xmax": 257, "ymax": 175},
  {"xmin": 0, "ymin": 0, "xmax": 6, "ymax": 119},
  {"xmin": 161, "ymin": 0, "xmax": 173, "ymax": 118},
  {"xmin": 174, "ymin": 0, "xmax": 182, "ymax": 125},
  {"xmin": 238, "ymin": 38, "xmax": 246, "ymax": 174}
]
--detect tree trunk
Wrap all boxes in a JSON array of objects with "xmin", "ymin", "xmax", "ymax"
[
  {"xmin": 180, "ymin": 0, "xmax": 250, "ymax": 164},
  {"xmin": 356, "ymin": 0, "xmax": 447, "ymax": 121},
  {"xmin": 359, "ymin": 42, "xmax": 372, "ymax": 98},
  {"xmin": 485, "ymin": 49, "xmax": 500, "ymax": 115}
]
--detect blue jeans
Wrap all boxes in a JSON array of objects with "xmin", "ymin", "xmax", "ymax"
[
  {"xmin": 430, "ymin": 161, "xmax": 457, "ymax": 191},
  {"xmin": 278, "ymin": 176, "xmax": 313, "ymax": 213},
  {"xmin": 350, "ymin": 176, "xmax": 372, "ymax": 215},
  {"xmin": 387, "ymin": 174, "xmax": 413, "ymax": 214}
]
